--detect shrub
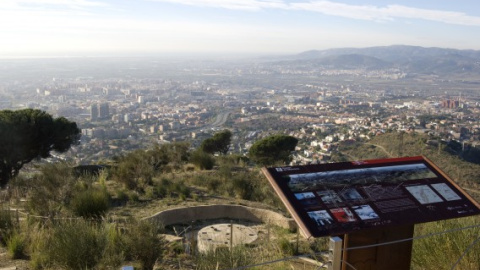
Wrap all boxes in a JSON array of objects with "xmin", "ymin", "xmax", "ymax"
[
  {"xmin": 190, "ymin": 150, "xmax": 215, "ymax": 170},
  {"xmin": 155, "ymin": 178, "xmax": 172, "ymax": 198},
  {"xmin": 124, "ymin": 220, "xmax": 166, "ymax": 270},
  {"xmin": 111, "ymin": 150, "xmax": 154, "ymax": 191},
  {"xmin": 174, "ymin": 182, "xmax": 190, "ymax": 199},
  {"xmin": 6, "ymin": 231, "xmax": 25, "ymax": 259},
  {"xmin": 30, "ymin": 220, "xmax": 107, "ymax": 269},
  {"xmin": 249, "ymin": 135, "xmax": 298, "ymax": 166},
  {"xmin": 206, "ymin": 178, "xmax": 221, "ymax": 193},
  {"xmin": 154, "ymin": 184, "xmax": 168, "ymax": 198},
  {"xmin": 169, "ymin": 240, "xmax": 184, "ymax": 255},
  {"xmin": 412, "ymin": 216, "xmax": 480, "ymax": 270},
  {"xmin": 232, "ymin": 176, "xmax": 252, "ymax": 200},
  {"xmin": 144, "ymin": 187, "xmax": 155, "ymax": 200},
  {"xmin": 26, "ymin": 163, "xmax": 77, "ymax": 218},
  {"xmin": 277, "ymin": 238, "xmax": 295, "ymax": 256},
  {"xmin": 70, "ymin": 189, "xmax": 110, "ymax": 218},
  {"xmin": 147, "ymin": 178, "xmax": 190, "ymax": 200},
  {"xmin": 29, "ymin": 226, "xmax": 50, "ymax": 270},
  {"xmin": 195, "ymin": 246, "xmax": 256, "ymax": 270},
  {"xmin": 98, "ymin": 223, "xmax": 125, "ymax": 269},
  {"xmin": 115, "ymin": 189, "xmax": 129, "ymax": 202},
  {"xmin": 128, "ymin": 191, "xmax": 140, "ymax": 203},
  {"xmin": 0, "ymin": 210, "xmax": 14, "ymax": 245},
  {"xmin": 191, "ymin": 174, "xmax": 207, "ymax": 186}
]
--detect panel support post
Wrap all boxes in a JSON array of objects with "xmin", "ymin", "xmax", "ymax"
[
  {"xmin": 328, "ymin": 236, "xmax": 343, "ymax": 270},
  {"xmin": 342, "ymin": 224, "xmax": 414, "ymax": 270}
]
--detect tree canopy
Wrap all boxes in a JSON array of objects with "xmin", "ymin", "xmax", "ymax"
[
  {"xmin": 200, "ymin": 129, "xmax": 232, "ymax": 155},
  {"xmin": 0, "ymin": 109, "xmax": 80, "ymax": 187},
  {"xmin": 248, "ymin": 135, "xmax": 298, "ymax": 166}
]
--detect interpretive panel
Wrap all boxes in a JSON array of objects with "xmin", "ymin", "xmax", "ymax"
[{"xmin": 262, "ymin": 156, "xmax": 480, "ymax": 238}]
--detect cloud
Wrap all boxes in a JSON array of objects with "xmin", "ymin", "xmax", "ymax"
[
  {"xmin": 291, "ymin": 1, "xmax": 480, "ymax": 26},
  {"xmin": 1, "ymin": 0, "xmax": 107, "ymax": 9},
  {"xmin": 149, "ymin": 0, "xmax": 480, "ymax": 26},
  {"xmin": 4, "ymin": 0, "xmax": 480, "ymax": 26},
  {"xmin": 290, "ymin": 1, "xmax": 393, "ymax": 21},
  {"xmin": 383, "ymin": 4, "xmax": 480, "ymax": 26},
  {"xmin": 149, "ymin": 0, "xmax": 288, "ymax": 11}
]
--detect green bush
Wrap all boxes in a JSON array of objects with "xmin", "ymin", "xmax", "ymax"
[
  {"xmin": 98, "ymin": 223, "xmax": 126, "ymax": 269},
  {"xmin": 277, "ymin": 238, "xmax": 295, "ymax": 256},
  {"xmin": 190, "ymin": 149, "xmax": 215, "ymax": 170},
  {"xmin": 128, "ymin": 191, "xmax": 140, "ymax": 203},
  {"xmin": 70, "ymin": 189, "xmax": 110, "ymax": 218},
  {"xmin": 154, "ymin": 184, "xmax": 168, "ymax": 198},
  {"xmin": 412, "ymin": 216, "xmax": 480, "ymax": 270},
  {"xmin": 111, "ymin": 150, "xmax": 154, "ymax": 191},
  {"xmin": 249, "ymin": 135, "xmax": 298, "ymax": 166},
  {"xmin": 169, "ymin": 240, "xmax": 184, "ymax": 255},
  {"xmin": 124, "ymin": 220, "xmax": 165, "ymax": 270},
  {"xmin": 29, "ymin": 225, "xmax": 50, "ymax": 270},
  {"xmin": 195, "ymin": 246, "xmax": 256, "ymax": 270},
  {"xmin": 146, "ymin": 178, "xmax": 191, "ymax": 200},
  {"xmin": 6, "ymin": 231, "xmax": 25, "ymax": 259},
  {"xmin": 174, "ymin": 182, "xmax": 190, "ymax": 198},
  {"xmin": 232, "ymin": 176, "xmax": 253, "ymax": 200},
  {"xmin": 0, "ymin": 210, "xmax": 13, "ymax": 245},
  {"xmin": 26, "ymin": 163, "xmax": 77, "ymax": 218},
  {"xmin": 116, "ymin": 189, "xmax": 129, "ymax": 202},
  {"xmin": 30, "ymin": 220, "xmax": 107, "ymax": 269},
  {"xmin": 206, "ymin": 178, "xmax": 221, "ymax": 193},
  {"xmin": 155, "ymin": 178, "xmax": 172, "ymax": 198}
]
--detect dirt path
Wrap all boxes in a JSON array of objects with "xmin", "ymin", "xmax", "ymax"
[{"xmin": 364, "ymin": 143, "xmax": 393, "ymax": 158}]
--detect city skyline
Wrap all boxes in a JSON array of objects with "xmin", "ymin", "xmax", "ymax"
[{"xmin": 2, "ymin": 0, "xmax": 480, "ymax": 57}]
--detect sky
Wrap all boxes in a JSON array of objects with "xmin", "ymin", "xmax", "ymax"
[{"xmin": 1, "ymin": 0, "xmax": 480, "ymax": 57}]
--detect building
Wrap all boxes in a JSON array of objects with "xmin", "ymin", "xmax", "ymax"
[
  {"xmin": 90, "ymin": 104, "xmax": 98, "ymax": 121},
  {"xmin": 90, "ymin": 102, "xmax": 110, "ymax": 120},
  {"xmin": 442, "ymin": 99, "xmax": 460, "ymax": 109},
  {"xmin": 98, "ymin": 103, "xmax": 109, "ymax": 119}
]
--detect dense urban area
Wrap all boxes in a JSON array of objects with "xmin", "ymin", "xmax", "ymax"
[{"xmin": 1, "ymin": 46, "xmax": 480, "ymax": 165}]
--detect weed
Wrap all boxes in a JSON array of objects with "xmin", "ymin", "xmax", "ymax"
[
  {"xmin": 412, "ymin": 216, "xmax": 480, "ymax": 270},
  {"xmin": 70, "ymin": 189, "xmax": 110, "ymax": 218},
  {"xmin": 277, "ymin": 237, "xmax": 295, "ymax": 256},
  {"xmin": 6, "ymin": 231, "xmax": 25, "ymax": 259},
  {"xmin": 195, "ymin": 246, "xmax": 256, "ymax": 270},
  {"xmin": 124, "ymin": 220, "xmax": 166, "ymax": 270},
  {"xmin": 0, "ymin": 209, "xmax": 13, "ymax": 245}
]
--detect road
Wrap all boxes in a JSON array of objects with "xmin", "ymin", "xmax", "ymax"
[{"xmin": 210, "ymin": 111, "xmax": 230, "ymax": 127}]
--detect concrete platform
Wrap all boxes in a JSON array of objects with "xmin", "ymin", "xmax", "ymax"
[{"xmin": 197, "ymin": 223, "xmax": 258, "ymax": 253}]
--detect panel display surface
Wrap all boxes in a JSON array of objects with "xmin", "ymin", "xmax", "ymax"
[{"xmin": 262, "ymin": 156, "xmax": 480, "ymax": 237}]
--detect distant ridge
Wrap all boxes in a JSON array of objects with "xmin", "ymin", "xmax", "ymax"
[
  {"xmin": 282, "ymin": 45, "xmax": 480, "ymax": 75},
  {"xmin": 300, "ymin": 54, "xmax": 392, "ymax": 70},
  {"xmin": 296, "ymin": 45, "xmax": 480, "ymax": 62}
]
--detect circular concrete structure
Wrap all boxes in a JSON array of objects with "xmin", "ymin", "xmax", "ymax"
[
  {"xmin": 197, "ymin": 223, "xmax": 258, "ymax": 253},
  {"xmin": 147, "ymin": 204, "xmax": 296, "ymax": 231}
]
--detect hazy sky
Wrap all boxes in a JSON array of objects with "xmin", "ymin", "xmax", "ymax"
[{"xmin": 2, "ymin": 0, "xmax": 480, "ymax": 57}]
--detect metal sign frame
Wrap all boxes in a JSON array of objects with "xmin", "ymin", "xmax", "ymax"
[{"xmin": 262, "ymin": 156, "xmax": 480, "ymax": 238}]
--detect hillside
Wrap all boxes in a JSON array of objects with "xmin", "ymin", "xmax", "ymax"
[
  {"xmin": 285, "ymin": 45, "xmax": 480, "ymax": 75},
  {"xmin": 337, "ymin": 132, "xmax": 480, "ymax": 200},
  {"xmin": 1, "ymin": 134, "xmax": 479, "ymax": 269},
  {"xmin": 297, "ymin": 45, "xmax": 480, "ymax": 62},
  {"xmin": 308, "ymin": 54, "xmax": 392, "ymax": 70}
]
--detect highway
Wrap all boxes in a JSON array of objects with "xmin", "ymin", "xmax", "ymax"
[{"xmin": 210, "ymin": 111, "xmax": 231, "ymax": 127}]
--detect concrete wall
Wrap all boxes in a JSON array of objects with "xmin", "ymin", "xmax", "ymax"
[{"xmin": 147, "ymin": 204, "xmax": 296, "ymax": 231}]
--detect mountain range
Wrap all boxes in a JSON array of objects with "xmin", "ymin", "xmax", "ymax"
[{"xmin": 275, "ymin": 45, "xmax": 480, "ymax": 75}]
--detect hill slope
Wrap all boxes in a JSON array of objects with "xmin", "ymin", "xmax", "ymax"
[
  {"xmin": 290, "ymin": 45, "xmax": 480, "ymax": 75},
  {"xmin": 337, "ymin": 133, "xmax": 480, "ymax": 200}
]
